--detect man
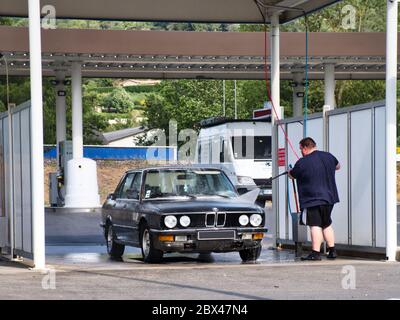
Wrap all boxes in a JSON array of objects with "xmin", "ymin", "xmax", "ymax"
[{"xmin": 289, "ymin": 137, "xmax": 340, "ymax": 261}]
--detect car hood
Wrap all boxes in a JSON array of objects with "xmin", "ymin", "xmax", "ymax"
[{"xmin": 142, "ymin": 198, "xmax": 262, "ymax": 214}]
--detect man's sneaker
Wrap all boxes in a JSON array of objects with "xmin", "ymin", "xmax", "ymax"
[
  {"xmin": 327, "ymin": 248, "xmax": 337, "ymax": 259},
  {"xmin": 300, "ymin": 251, "xmax": 321, "ymax": 261}
]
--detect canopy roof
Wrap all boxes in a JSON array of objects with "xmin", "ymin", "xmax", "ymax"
[
  {"xmin": 0, "ymin": 27, "xmax": 396, "ymax": 80},
  {"xmin": 1, "ymin": 0, "xmax": 341, "ymax": 24}
]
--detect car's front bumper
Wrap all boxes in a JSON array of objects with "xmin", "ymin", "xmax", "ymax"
[{"xmin": 150, "ymin": 227, "xmax": 268, "ymax": 253}]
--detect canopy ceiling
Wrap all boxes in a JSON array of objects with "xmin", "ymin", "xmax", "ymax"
[{"xmin": 1, "ymin": 0, "xmax": 341, "ymax": 24}]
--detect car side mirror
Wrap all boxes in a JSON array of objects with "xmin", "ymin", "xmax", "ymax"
[{"xmin": 107, "ymin": 193, "xmax": 116, "ymax": 200}]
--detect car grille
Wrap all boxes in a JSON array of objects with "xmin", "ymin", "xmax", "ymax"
[
  {"xmin": 168, "ymin": 212, "xmax": 263, "ymax": 229},
  {"xmin": 205, "ymin": 212, "xmax": 226, "ymax": 227}
]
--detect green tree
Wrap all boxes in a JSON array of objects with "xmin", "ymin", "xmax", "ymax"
[{"xmin": 100, "ymin": 87, "xmax": 135, "ymax": 113}]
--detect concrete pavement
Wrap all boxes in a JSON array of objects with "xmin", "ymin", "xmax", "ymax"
[
  {"xmin": 0, "ymin": 205, "xmax": 398, "ymax": 300},
  {"xmin": 1, "ymin": 235, "xmax": 400, "ymax": 300}
]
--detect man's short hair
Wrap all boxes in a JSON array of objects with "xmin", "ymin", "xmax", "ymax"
[{"xmin": 299, "ymin": 137, "xmax": 316, "ymax": 149}]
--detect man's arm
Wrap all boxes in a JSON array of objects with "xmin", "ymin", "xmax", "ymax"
[
  {"xmin": 288, "ymin": 161, "xmax": 301, "ymax": 180},
  {"xmin": 333, "ymin": 155, "xmax": 340, "ymax": 171}
]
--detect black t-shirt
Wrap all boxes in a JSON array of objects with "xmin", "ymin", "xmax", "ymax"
[{"xmin": 290, "ymin": 150, "xmax": 339, "ymax": 210}]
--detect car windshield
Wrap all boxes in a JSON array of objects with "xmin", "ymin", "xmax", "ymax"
[{"xmin": 143, "ymin": 169, "xmax": 237, "ymax": 199}]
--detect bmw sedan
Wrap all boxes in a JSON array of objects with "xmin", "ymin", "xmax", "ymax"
[{"xmin": 101, "ymin": 166, "xmax": 267, "ymax": 263}]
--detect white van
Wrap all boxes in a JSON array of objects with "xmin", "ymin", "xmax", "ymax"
[{"xmin": 194, "ymin": 117, "xmax": 272, "ymax": 204}]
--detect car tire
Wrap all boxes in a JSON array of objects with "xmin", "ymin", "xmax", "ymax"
[
  {"xmin": 239, "ymin": 245, "xmax": 262, "ymax": 262},
  {"xmin": 106, "ymin": 224, "xmax": 125, "ymax": 259},
  {"xmin": 140, "ymin": 224, "xmax": 163, "ymax": 263}
]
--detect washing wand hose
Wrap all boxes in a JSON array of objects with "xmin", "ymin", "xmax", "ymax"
[{"xmin": 288, "ymin": 165, "xmax": 300, "ymax": 213}]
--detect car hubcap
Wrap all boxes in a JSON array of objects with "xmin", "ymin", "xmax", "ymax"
[
  {"xmin": 107, "ymin": 227, "xmax": 113, "ymax": 252},
  {"xmin": 142, "ymin": 229, "xmax": 150, "ymax": 257}
]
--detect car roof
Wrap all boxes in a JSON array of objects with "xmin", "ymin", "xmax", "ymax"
[{"xmin": 126, "ymin": 165, "xmax": 224, "ymax": 174}]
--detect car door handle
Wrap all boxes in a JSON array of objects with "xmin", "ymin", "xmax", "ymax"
[
  {"xmin": 112, "ymin": 203, "xmax": 116, "ymax": 207},
  {"xmin": 123, "ymin": 204, "xmax": 127, "ymax": 209}
]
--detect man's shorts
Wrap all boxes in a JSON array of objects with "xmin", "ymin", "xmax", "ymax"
[{"xmin": 301, "ymin": 204, "xmax": 334, "ymax": 228}]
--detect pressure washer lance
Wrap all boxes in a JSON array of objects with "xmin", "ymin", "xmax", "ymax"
[
  {"xmin": 257, "ymin": 171, "xmax": 288, "ymax": 189},
  {"xmin": 268, "ymin": 171, "xmax": 288, "ymax": 181}
]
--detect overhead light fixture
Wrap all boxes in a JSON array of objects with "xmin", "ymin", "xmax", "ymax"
[
  {"xmin": 289, "ymin": 81, "xmax": 298, "ymax": 88},
  {"xmin": 57, "ymin": 90, "xmax": 66, "ymax": 96},
  {"xmin": 50, "ymin": 80, "xmax": 60, "ymax": 86},
  {"xmin": 296, "ymin": 92, "xmax": 305, "ymax": 98},
  {"xmin": 63, "ymin": 80, "xmax": 71, "ymax": 85}
]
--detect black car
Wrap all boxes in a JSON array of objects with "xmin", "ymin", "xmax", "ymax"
[{"xmin": 101, "ymin": 166, "xmax": 267, "ymax": 263}]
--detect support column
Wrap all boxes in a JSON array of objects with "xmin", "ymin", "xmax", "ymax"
[
  {"xmin": 270, "ymin": 13, "xmax": 281, "ymax": 249},
  {"xmin": 28, "ymin": 0, "xmax": 45, "ymax": 269},
  {"xmin": 64, "ymin": 63, "xmax": 100, "ymax": 208},
  {"xmin": 55, "ymin": 71, "xmax": 66, "ymax": 168},
  {"xmin": 71, "ymin": 63, "xmax": 83, "ymax": 159},
  {"xmin": 385, "ymin": 0, "xmax": 398, "ymax": 262},
  {"xmin": 270, "ymin": 14, "xmax": 281, "ymax": 118},
  {"xmin": 292, "ymin": 72, "xmax": 304, "ymax": 117},
  {"xmin": 324, "ymin": 63, "xmax": 336, "ymax": 110}
]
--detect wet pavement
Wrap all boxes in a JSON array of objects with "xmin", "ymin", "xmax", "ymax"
[{"xmin": 45, "ymin": 236, "xmax": 299, "ymax": 270}]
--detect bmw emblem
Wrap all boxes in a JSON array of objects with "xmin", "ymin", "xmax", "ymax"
[{"xmin": 212, "ymin": 208, "xmax": 219, "ymax": 213}]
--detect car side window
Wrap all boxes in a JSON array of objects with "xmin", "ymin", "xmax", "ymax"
[
  {"xmin": 118, "ymin": 173, "xmax": 135, "ymax": 199},
  {"xmin": 128, "ymin": 172, "xmax": 142, "ymax": 200}
]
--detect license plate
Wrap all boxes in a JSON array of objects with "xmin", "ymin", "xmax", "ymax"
[{"xmin": 198, "ymin": 230, "xmax": 235, "ymax": 240}]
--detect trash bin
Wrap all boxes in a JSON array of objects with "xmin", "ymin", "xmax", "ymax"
[{"xmin": 292, "ymin": 212, "xmax": 308, "ymax": 257}]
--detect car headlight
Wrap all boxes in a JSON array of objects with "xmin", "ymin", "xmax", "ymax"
[
  {"xmin": 237, "ymin": 176, "xmax": 256, "ymax": 186},
  {"xmin": 250, "ymin": 214, "xmax": 263, "ymax": 227},
  {"xmin": 239, "ymin": 214, "xmax": 249, "ymax": 226},
  {"xmin": 164, "ymin": 215, "xmax": 177, "ymax": 229},
  {"xmin": 179, "ymin": 215, "xmax": 191, "ymax": 227}
]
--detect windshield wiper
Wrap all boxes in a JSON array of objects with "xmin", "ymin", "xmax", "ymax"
[
  {"xmin": 198, "ymin": 193, "xmax": 231, "ymax": 198},
  {"xmin": 214, "ymin": 194, "xmax": 232, "ymax": 198},
  {"xmin": 181, "ymin": 193, "xmax": 197, "ymax": 199}
]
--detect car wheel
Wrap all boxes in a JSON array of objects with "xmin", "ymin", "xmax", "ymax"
[
  {"xmin": 106, "ymin": 224, "xmax": 125, "ymax": 259},
  {"xmin": 140, "ymin": 224, "xmax": 163, "ymax": 263},
  {"xmin": 239, "ymin": 245, "xmax": 262, "ymax": 262}
]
